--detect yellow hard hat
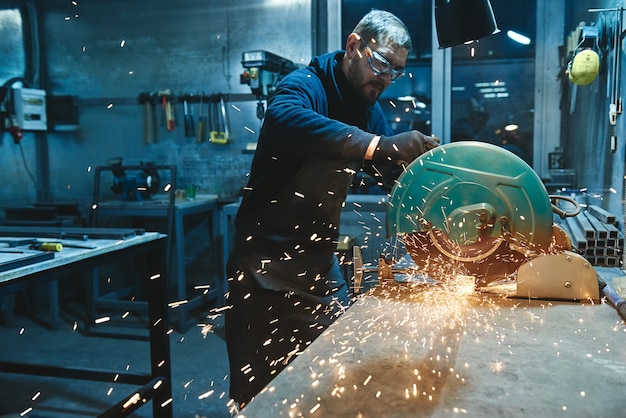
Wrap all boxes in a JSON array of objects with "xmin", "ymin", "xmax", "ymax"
[{"xmin": 568, "ymin": 49, "xmax": 600, "ymax": 85}]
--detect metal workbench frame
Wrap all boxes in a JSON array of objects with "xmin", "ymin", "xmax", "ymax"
[
  {"xmin": 90, "ymin": 165, "xmax": 222, "ymax": 332},
  {"xmin": 0, "ymin": 231, "xmax": 173, "ymax": 418}
]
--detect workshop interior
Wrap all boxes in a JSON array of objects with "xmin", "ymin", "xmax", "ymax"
[{"xmin": 1, "ymin": 0, "xmax": 626, "ymax": 417}]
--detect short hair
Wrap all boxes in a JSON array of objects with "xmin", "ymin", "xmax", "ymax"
[{"xmin": 352, "ymin": 9, "xmax": 412, "ymax": 52}]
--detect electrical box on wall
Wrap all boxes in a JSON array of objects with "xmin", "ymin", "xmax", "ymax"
[{"xmin": 13, "ymin": 87, "xmax": 47, "ymax": 131}]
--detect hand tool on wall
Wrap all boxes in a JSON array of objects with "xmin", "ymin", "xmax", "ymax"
[
  {"xmin": 159, "ymin": 89, "xmax": 175, "ymax": 131},
  {"xmin": 210, "ymin": 94, "xmax": 230, "ymax": 144},
  {"xmin": 589, "ymin": 7, "xmax": 624, "ymax": 152},
  {"xmin": 207, "ymin": 96, "xmax": 216, "ymax": 141},
  {"xmin": 196, "ymin": 94, "xmax": 206, "ymax": 143},
  {"xmin": 167, "ymin": 96, "xmax": 175, "ymax": 131},
  {"xmin": 183, "ymin": 96, "xmax": 195, "ymax": 138}
]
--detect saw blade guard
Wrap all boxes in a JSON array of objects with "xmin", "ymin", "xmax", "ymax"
[{"xmin": 387, "ymin": 141, "xmax": 554, "ymax": 258}]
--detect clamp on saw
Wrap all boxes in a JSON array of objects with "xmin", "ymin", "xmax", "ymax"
[{"xmin": 354, "ymin": 141, "xmax": 601, "ymax": 302}]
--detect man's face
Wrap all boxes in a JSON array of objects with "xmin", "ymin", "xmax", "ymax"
[{"xmin": 345, "ymin": 34, "xmax": 408, "ymax": 107}]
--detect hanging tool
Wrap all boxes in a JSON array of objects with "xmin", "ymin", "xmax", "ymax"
[
  {"xmin": 607, "ymin": 7, "xmax": 622, "ymax": 153},
  {"xmin": 209, "ymin": 95, "xmax": 223, "ymax": 143},
  {"xmin": 609, "ymin": 8, "xmax": 623, "ymax": 127},
  {"xmin": 589, "ymin": 7, "xmax": 624, "ymax": 152},
  {"xmin": 196, "ymin": 93, "xmax": 205, "ymax": 143},
  {"xmin": 159, "ymin": 89, "xmax": 175, "ymax": 131},
  {"xmin": 206, "ymin": 97, "xmax": 214, "ymax": 142},
  {"xmin": 210, "ymin": 94, "xmax": 230, "ymax": 144},
  {"xmin": 183, "ymin": 95, "xmax": 195, "ymax": 138}
]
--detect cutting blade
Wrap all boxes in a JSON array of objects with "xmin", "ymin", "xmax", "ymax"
[{"xmin": 387, "ymin": 141, "xmax": 554, "ymax": 280}]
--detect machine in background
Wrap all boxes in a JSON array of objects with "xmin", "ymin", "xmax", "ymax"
[{"xmin": 240, "ymin": 50, "xmax": 298, "ymax": 121}]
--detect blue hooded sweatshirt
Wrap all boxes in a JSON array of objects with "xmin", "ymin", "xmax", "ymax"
[{"xmin": 230, "ymin": 50, "xmax": 396, "ymax": 296}]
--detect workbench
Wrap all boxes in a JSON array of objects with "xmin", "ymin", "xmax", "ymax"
[
  {"xmin": 94, "ymin": 194, "xmax": 221, "ymax": 332},
  {"xmin": 239, "ymin": 268, "xmax": 626, "ymax": 417},
  {"xmin": 0, "ymin": 230, "xmax": 172, "ymax": 417}
]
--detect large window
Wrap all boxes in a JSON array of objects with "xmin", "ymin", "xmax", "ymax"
[
  {"xmin": 450, "ymin": 0, "xmax": 536, "ymax": 165},
  {"xmin": 342, "ymin": 0, "xmax": 537, "ymax": 165},
  {"xmin": 0, "ymin": 5, "xmax": 25, "ymax": 86}
]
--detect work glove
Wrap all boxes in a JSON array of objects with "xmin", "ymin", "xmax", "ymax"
[{"xmin": 373, "ymin": 131, "xmax": 439, "ymax": 166}]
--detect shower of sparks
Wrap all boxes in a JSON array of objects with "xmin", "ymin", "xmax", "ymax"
[
  {"xmin": 198, "ymin": 389, "xmax": 215, "ymax": 399},
  {"xmin": 122, "ymin": 393, "xmax": 142, "ymax": 409},
  {"xmin": 168, "ymin": 299, "xmax": 188, "ymax": 308},
  {"xmin": 489, "ymin": 360, "xmax": 505, "ymax": 373},
  {"xmin": 199, "ymin": 323, "xmax": 215, "ymax": 337}
]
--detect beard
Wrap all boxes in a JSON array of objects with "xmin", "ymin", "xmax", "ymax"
[
  {"xmin": 361, "ymin": 80, "xmax": 385, "ymax": 106},
  {"xmin": 346, "ymin": 63, "xmax": 386, "ymax": 107}
]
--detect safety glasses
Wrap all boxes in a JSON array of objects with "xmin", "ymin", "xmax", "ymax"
[{"xmin": 361, "ymin": 39, "xmax": 405, "ymax": 82}]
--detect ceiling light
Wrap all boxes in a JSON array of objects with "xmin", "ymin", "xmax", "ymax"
[{"xmin": 507, "ymin": 30, "xmax": 531, "ymax": 45}]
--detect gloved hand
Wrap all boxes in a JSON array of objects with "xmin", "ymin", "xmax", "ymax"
[{"xmin": 373, "ymin": 131, "xmax": 439, "ymax": 165}]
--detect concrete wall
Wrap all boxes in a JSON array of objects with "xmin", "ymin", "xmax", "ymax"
[
  {"xmin": 0, "ymin": 0, "xmax": 311, "ymax": 210},
  {"xmin": 3, "ymin": 0, "xmax": 625, "ymax": 236}
]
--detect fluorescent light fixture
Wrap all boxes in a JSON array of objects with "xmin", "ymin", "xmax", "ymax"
[{"xmin": 507, "ymin": 30, "xmax": 531, "ymax": 45}]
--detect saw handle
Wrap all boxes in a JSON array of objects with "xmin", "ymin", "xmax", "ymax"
[{"xmin": 549, "ymin": 194, "xmax": 581, "ymax": 218}]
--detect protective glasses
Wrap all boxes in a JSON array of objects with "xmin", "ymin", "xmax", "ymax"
[{"xmin": 361, "ymin": 39, "xmax": 405, "ymax": 82}]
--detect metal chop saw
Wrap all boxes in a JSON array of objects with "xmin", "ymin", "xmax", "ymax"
[{"xmin": 354, "ymin": 141, "xmax": 601, "ymax": 302}]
